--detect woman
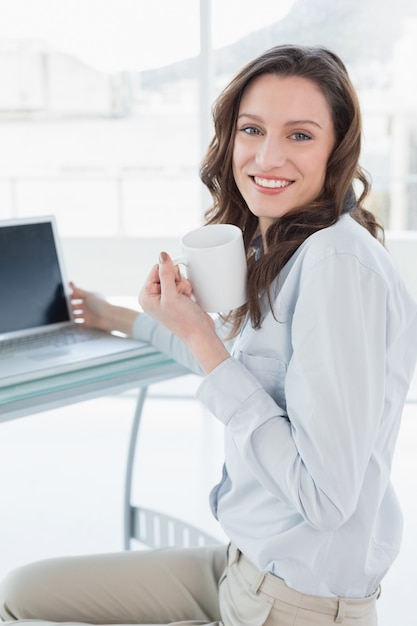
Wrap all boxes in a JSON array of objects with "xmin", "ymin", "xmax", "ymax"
[{"xmin": 1, "ymin": 44, "xmax": 417, "ymax": 626}]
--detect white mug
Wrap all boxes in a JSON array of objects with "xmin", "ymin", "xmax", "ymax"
[{"xmin": 173, "ymin": 224, "xmax": 248, "ymax": 313}]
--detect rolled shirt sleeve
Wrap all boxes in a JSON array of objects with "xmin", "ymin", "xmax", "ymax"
[{"xmin": 132, "ymin": 310, "xmax": 235, "ymax": 376}]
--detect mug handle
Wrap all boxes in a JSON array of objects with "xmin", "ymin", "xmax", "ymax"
[
  {"xmin": 171, "ymin": 256, "xmax": 197, "ymax": 303},
  {"xmin": 172, "ymin": 256, "xmax": 188, "ymax": 277}
]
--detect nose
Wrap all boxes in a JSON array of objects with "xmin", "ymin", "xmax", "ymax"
[{"xmin": 256, "ymin": 135, "xmax": 286, "ymax": 170}]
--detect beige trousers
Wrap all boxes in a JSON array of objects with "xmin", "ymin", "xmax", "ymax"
[{"xmin": 0, "ymin": 544, "xmax": 378, "ymax": 626}]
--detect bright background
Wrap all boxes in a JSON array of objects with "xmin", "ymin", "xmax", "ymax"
[{"xmin": 0, "ymin": 2, "xmax": 416, "ymax": 625}]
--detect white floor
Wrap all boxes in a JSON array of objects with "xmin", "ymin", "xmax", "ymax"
[{"xmin": 0, "ymin": 374, "xmax": 416, "ymax": 626}]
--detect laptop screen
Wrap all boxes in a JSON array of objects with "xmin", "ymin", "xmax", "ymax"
[{"xmin": 0, "ymin": 220, "xmax": 71, "ymax": 334}]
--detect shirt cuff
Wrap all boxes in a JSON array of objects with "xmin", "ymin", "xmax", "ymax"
[
  {"xmin": 197, "ymin": 357, "xmax": 263, "ymax": 425},
  {"xmin": 131, "ymin": 312, "xmax": 157, "ymax": 342}
]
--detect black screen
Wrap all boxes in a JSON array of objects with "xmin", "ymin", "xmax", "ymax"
[{"xmin": 0, "ymin": 221, "xmax": 70, "ymax": 334}]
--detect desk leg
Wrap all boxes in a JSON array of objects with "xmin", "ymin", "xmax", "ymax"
[{"xmin": 123, "ymin": 386, "xmax": 148, "ymax": 550}]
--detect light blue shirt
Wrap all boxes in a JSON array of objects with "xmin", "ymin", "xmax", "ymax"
[{"xmin": 133, "ymin": 214, "xmax": 417, "ymax": 599}]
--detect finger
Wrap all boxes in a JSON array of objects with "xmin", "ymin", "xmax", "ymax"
[
  {"xmin": 146, "ymin": 263, "xmax": 161, "ymax": 283},
  {"xmin": 177, "ymin": 277, "xmax": 193, "ymax": 297},
  {"xmin": 145, "ymin": 264, "xmax": 162, "ymax": 291},
  {"xmin": 69, "ymin": 282, "xmax": 80, "ymax": 300},
  {"xmin": 140, "ymin": 265, "xmax": 162, "ymax": 307},
  {"xmin": 69, "ymin": 281, "xmax": 84, "ymax": 297},
  {"xmin": 158, "ymin": 252, "xmax": 181, "ymax": 300},
  {"xmin": 69, "ymin": 282, "xmax": 90, "ymax": 304},
  {"xmin": 174, "ymin": 264, "xmax": 182, "ymax": 283}
]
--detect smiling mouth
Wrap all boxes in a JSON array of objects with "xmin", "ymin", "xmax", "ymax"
[{"xmin": 253, "ymin": 176, "xmax": 294, "ymax": 189}]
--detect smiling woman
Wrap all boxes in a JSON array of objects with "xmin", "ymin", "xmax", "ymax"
[
  {"xmin": 1, "ymin": 44, "xmax": 416, "ymax": 626},
  {"xmin": 0, "ymin": 5, "xmax": 417, "ymax": 626}
]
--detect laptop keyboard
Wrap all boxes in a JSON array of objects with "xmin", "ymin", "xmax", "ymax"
[{"xmin": 0, "ymin": 327, "xmax": 98, "ymax": 357}]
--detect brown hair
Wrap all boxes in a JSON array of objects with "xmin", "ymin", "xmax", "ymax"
[{"xmin": 200, "ymin": 44, "xmax": 384, "ymax": 334}]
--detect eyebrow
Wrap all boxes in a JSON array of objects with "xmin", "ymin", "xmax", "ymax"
[{"xmin": 237, "ymin": 113, "xmax": 323, "ymax": 130}]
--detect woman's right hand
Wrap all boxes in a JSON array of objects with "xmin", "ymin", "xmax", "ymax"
[
  {"xmin": 70, "ymin": 282, "xmax": 139, "ymax": 336},
  {"xmin": 70, "ymin": 282, "xmax": 113, "ymax": 332}
]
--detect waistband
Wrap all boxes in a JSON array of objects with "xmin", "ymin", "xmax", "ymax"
[{"xmin": 228, "ymin": 544, "xmax": 380, "ymax": 623}]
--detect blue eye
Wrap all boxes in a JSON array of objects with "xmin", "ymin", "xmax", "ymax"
[
  {"xmin": 241, "ymin": 126, "xmax": 261, "ymax": 135},
  {"xmin": 291, "ymin": 132, "xmax": 311, "ymax": 141}
]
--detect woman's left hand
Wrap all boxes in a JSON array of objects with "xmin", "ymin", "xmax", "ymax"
[{"xmin": 139, "ymin": 251, "xmax": 230, "ymax": 373}]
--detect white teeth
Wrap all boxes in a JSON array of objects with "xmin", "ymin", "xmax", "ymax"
[{"xmin": 254, "ymin": 176, "xmax": 292, "ymax": 189}]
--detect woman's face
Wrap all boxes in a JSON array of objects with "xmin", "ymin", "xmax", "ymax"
[{"xmin": 232, "ymin": 73, "xmax": 336, "ymax": 236}]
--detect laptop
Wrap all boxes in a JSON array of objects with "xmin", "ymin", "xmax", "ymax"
[{"xmin": 0, "ymin": 215, "xmax": 154, "ymax": 388}]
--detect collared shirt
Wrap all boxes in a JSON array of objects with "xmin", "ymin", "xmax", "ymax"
[{"xmin": 133, "ymin": 213, "xmax": 417, "ymax": 599}]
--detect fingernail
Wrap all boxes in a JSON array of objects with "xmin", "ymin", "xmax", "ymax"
[{"xmin": 159, "ymin": 251, "xmax": 168, "ymax": 263}]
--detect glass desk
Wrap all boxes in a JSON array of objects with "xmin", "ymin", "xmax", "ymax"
[
  {"xmin": 0, "ymin": 350, "xmax": 188, "ymax": 423},
  {"xmin": 0, "ymin": 349, "xmax": 191, "ymax": 548}
]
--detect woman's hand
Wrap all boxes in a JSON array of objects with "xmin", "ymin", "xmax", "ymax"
[
  {"xmin": 139, "ymin": 252, "xmax": 230, "ymax": 373},
  {"xmin": 70, "ymin": 282, "xmax": 137, "ymax": 336}
]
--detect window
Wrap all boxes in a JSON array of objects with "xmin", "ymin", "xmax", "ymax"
[{"xmin": 0, "ymin": 0, "xmax": 416, "ymax": 236}]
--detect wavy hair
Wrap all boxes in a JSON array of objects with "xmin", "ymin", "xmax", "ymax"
[{"xmin": 200, "ymin": 44, "xmax": 384, "ymax": 335}]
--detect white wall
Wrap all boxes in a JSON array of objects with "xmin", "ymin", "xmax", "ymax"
[{"xmin": 62, "ymin": 236, "xmax": 182, "ymax": 297}]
